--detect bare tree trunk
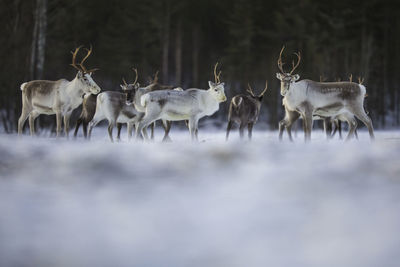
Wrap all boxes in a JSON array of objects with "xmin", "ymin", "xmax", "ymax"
[
  {"xmin": 162, "ymin": 0, "xmax": 170, "ymax": 84},
  {"xmin": 29, "ymin": 0, "xmax": 47, "ymax": 80},
  {"xmin": 192, "ymin": 24, "xmax": 199, "ymax": 86},
  {"xmin": 29, "ymin": 3, "xmax": 39, "ymax": 80},
  {"xmin": 36, "ymin": 0, "xmax": 47, "ymax": 80},
  {"xmin": 175, "ymin": 17, "xmax": 182, "ymax": 86}
]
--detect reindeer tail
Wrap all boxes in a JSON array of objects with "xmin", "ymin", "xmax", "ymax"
[
  {"xmin": 359, "ymin": 84, "xmax": 367, "ymax": 97},
  {"xmin": 232, "ymin": 96, "xmax": 243, "ymax": 107},
  {"xmin": 140, "ymin": 94, "xmax": 150, "ymax": 107},
  {"xmin": 20, "ymin": 82, "xmax": 27, "ymax": 91}
]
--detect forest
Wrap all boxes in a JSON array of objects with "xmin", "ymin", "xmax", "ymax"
[{"xmin": 1, "ymin": 0, "xmax": 399, "ymax": 133}]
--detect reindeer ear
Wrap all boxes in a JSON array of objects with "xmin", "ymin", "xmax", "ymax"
[
  {"xmin": 293, "ymin": 74, "xmax": 300, "ymax": 81},
  {"xmin": 220, "ymin": 82, "xmax": 225, "ymax": 87},
  {"xmin": 276, "ymin": 73, "xmax": 282, "ymax": 79},
  {"xmin": 120, "ymin": 85, "xmax": 125, "ymax": 90},
  {"xmin": 77, "ymin": 71, "xmax": 83, "ymax": 78},
  {"xmin": 208, "ymin": 81, "xmax": 215, "ymax": 88}
]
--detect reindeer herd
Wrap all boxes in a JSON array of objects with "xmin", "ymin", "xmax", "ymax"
[{"xmin": 17, "ymin": 45, "xmax": 375, "ymax": 142}]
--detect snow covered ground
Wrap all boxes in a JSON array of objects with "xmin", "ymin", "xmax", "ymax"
[{"xmin": 1, "ymin": 128, "xmax": 400, "ymax": 267}]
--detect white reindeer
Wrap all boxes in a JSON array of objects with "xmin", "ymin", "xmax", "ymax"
[
  {"xmin": 18, "ymin": 46, "xmax": 101, "ymax": 137},
  {"xmin": 275, "ymin": 46, "xmax": 374, "ymax": 141},
  {"xmin": 135, "ymin": 63, "xmax": 227, "ymax": 141}
]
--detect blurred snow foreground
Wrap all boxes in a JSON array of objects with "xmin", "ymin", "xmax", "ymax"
[{"xmin": 1, "ymin": 129, "xmax": 400, "ymax": 267}]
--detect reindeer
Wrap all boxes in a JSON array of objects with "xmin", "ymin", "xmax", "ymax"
[
  {"xmin": 125, "ymin": 71, "xmax": 179, "ymax": 142},
  {"xmin": 73, "ymin": 70, "xmax": 141, "ymax": 139},
  {"xmin": 18, "ymin": 46, "xmax": 101, "ymax": 137},
  {"xmin": 134, "ymin": 63, "xmax": 227, "ymax": 141},
  {"xmin": 226, "ymin": 81, "xmax": 268, "ymax": 140},
  {"xmin": 87, "ymin": 69, "xmax": 142, "ymax": 142},
  {"xmin": 276, "ymin": 46, "xmax": 374, "ymax": 141}
]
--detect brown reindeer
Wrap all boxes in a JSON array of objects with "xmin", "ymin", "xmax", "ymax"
[{"xmin": 226, "ymin": 81, "xmax": 268, "ymax": 140}]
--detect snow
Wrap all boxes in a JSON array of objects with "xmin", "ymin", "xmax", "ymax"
[{"xmin": 1, "ymin": 129, "xmax": 400, "ymax": 267}]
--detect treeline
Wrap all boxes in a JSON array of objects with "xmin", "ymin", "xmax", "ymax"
[{"xmin": 1, "ymin": 0, "xmax": 399, "ymax": 133}]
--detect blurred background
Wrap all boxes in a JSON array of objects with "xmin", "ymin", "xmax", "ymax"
[{"xmin": 0, "ymin": 0, "xmax": 399, "ymax": 133}]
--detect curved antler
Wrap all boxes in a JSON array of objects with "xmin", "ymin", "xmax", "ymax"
[
  {"xmin": 349, "ymin": 73, "xmax": 353, "ymax": 82},
  {"xmin": 246, "ymin": 83, "xmax": 255, "ymax": 97},
  {"xmin": 79, "ymin": 45, "xmax": 99, "ymax": 73},
  {"xmin": 358, "ymin": 76, "xmax": 365, "ymax": 85},
  {"xmin": 122, "ymin": 77, "xmax": 128, "ymax": 87},
  {"xmin": 70, "ymin": 45, "xmax": 84, "ymax": 72},
  {"xmin": 214, "ymin": 62, "xmax": 222, "ymax": 84},
  {"xmin": 132, "ymin": 68, "xmax": 138, "ymax": 85},
  {"xmin": 277, "ymin": 46, "xmax": 286, "ymax": 74},
  {"xmin": 259, "ymin": 80, "xmax": 268, "ymax": 97},
  {"xmin": 290, "ymin": 52, "xmax": 301, "ymax": 75},
  {"xmin": 152, "ymin": 71, "xmax": 159, "ymax": 84}
]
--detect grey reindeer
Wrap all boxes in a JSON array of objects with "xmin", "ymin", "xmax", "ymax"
[
  {"xmin": 276, "ymin": 46, "xmax": 374, "ymax": 142},
  {"xmin": 226, "ymin": 81, "xmax": 268, "ymax": 141},
  {"xmin": 124, "ymin": 70, "xmax": 178, "ymax": 142},
  {"xmin": 18, "ymin": 46, "xmax": 101, "ymax": 137},
  {"xmin": 88, "ymin": 68, "xmax": 142, "ymax": 142},
  {"xmin": 73, "ymin": 69, "xmax": 140, "ymax": 140}
]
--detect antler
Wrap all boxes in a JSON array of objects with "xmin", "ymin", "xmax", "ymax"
[
  {"xmin": 259, "ymin": 80, "xmax": 268, "ymax": 96},
  {"xmin": 152, "ymin": 71, "xmax": 159, "ymax": 84},
  {"xmin": 358, "ymin": 76, "xmax": 365, "ymax": 85},
  {"xmin": 278, "ymin": 46, "xmax": 300, "ymax": 75},
  {"xmin": 70, "ymin": 45, "xmax": 84, "ymax": 72},
  {"xmin": 290, "ymin": 52, "xmax": 301, "ymax": 75},
  {"xmin": 246, "ymin": 83, "xmax": 255, "ymax": 97},
  {"xmin": 277, "ymin": 46, "xmax": 286, "ymax": 74},
  {"xmin": 79, "ymin": 45, "xmax": 99, "ymax": 73},
  {"xmin": 132, "ymin": 68, "xmax": 138, "ymax": 85},
  {"xmin": 349, "ymin": 74, "xmax": 353, "ymax": 82},
  {"xmin": 122, "ymin": 77, "xmax": 128, "ymax": 87},
  {"xmin": 214, "ymin": 62, "xmax": 222, "ymax": 84}
]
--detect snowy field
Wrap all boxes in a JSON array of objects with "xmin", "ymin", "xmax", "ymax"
[{"xmin": 1, "ymin": 128, "xmax": 400, "ymax": 267}]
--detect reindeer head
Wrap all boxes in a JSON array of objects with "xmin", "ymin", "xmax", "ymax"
[
  {"xmin": 120, "ymin": 68, "xmax": 140, "ymax": 105},
  {"xmin": 71, "ymin": 45, "xmax": 101, "ymax": 95},
  {"xmin": 247, "ymin": 80, "xmax": 268, "ymax": 101},
  {"xmin": 276, "ymin": 46, "xmax": 301, "ymax": 96},
  {"xmin": 208, "ymin": 62, "xmax": 227, "ymax": 102}
]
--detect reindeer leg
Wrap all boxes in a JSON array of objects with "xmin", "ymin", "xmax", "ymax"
[
  {"xmin": 188, "ymin": 116, "xmax": 199, "ymax": 141},
  {"xmin": 239, "ymin": 123, "xmax": 245, "ymax": 140},
  {"xmin": 116, "ymin": 123, "xmax": 122, "ymax": 141},
  {"xmin": 345, "ymin": 118, "xmax": 357, "ymax": 141},
  {"xmin": 63, "ymin": 112, "xmax": 72, "ymax": 139},
  {"xmin": 18, "ymin": 108, "xmax": 30, "ymax": 135},
  {"xmin": 303, "ymin": 109, "xmax": 313, "ymax": 142},
  {"xmin": 73, "ymin": 117, "xmax": 83, "ymax": 138},
  {"xmin": 349, "ymin": 107, "xmax": 375, "ymax": 140},
  {"xmin": 226, "ymin": 121, "xmax": 233, "ymax": 141},
  {"xmin": 162, "ymin": 120, "xmax": 172, "ymax": 142},
  {"xmin": 107, "ymin": 120, "xmax": 116, "ymax": 143},
  {"xmin": 331, "ymin": 120, "xmax": 338, "ymax": 138},
  {"xmin": 127, "ymin": 122, "xmax": 133, "ymax": 141},
  {"xmin": 29, "ymin": 111, "xmax": 39, "ymax": 136},
  {"xmin": 55, "ymin": 111, "xmax": 62, "ymax": 138},
  {"xmin": 285, "ymin": 111, "xmax": 300, "ymax": 142},
  {"xmin": 278, "ymin": 119, "xmax": 286, "ymax": 141},
  {"xmin": 150, "ymin": 122, "xmax": 155, "ymax": 140},
  {"xmin": 248, "ymin": 122, "xmax": 254, "ymax": 140},
  {"xmin": 87, "ymin": 115, "xmax": 103, "ymax": 141},
  {"xmin": 82, "ymin": 121, "xmax": 88, "ymax": 139},
  {"xmin": 323, "ymin": 118, "xmax": 332, "ymax": 139}
]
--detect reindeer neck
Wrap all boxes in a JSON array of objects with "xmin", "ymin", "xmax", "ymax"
[{"xmin": 65, "ymin": 77, "xmax": 85, "ymax": 99}]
